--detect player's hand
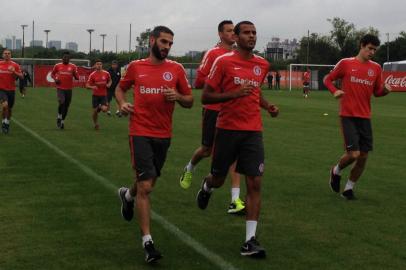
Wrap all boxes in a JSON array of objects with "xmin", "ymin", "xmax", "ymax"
[
  {"xmin": 163, "ymin": 86, "xmax": 178, "ymax": 102},
  {"xmin": 54, "ymin": 78, "xmax": 61, "ymax": 85},
  {"xmin": 384, "ymin": 83, "xmax": 392, "ymax": 94},
  {"xmin": 93, "ymin": 86, "xmax": 98, "ymax": 91},
  {"xmin": 334, "ymin": 90, "xmax": 344, "ymax": 99},
  {"xmin": 268, "ymin": 104, "xmax": 279, "ymax": 118},
  {"xmin": 120, "ymin": 102, "xmax": 134, "ymax": 116},
  {"xmin": 234, "ymin": 83, "xmax": 254, "ymax": 98},
  {"xmin": 8, "ymin": 66, "xmax": 15, "ymax": 72}
]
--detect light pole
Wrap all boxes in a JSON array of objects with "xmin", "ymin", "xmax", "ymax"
[
  {"xmin": 44, "ymin": 29, "xmax": 51, "ymax": 48},
  {"xmin": 100, "ymin": 34, "xmax": 107, "ymax": 53},
  {"xmin": 21, "ymin": 24, "xmax": 28, "ymax": 57},
  {"xmin": 386, "ymin": 33, "xmax": 390, "ymax": 62},
  {"xmin": 86, "ymin": 29, "xmax": 95, "ymax": 54}
]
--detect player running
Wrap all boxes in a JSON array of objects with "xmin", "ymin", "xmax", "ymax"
[
  {"xmin": 86, "ymin": 59, "xmax": 112, "ymax": 130},
  {"xmin": 303, "ymin": 68, "xmax": 311, "ymax": 98},
  {"xmin": 51, "ymin": 51, "xmax": 79, "ymax": 130},
  {"xmin": 196, "ymin": 21, "xmax": 279, "ymax": 258},
  {"xmin": 179, "ymin": 20, "xmax": 245, "ymax": 215},
  {"xmin": 116, "ymin": 26, "xmax": 193, "ymax": 263},
  {"xmin": 0, "ymin": 49, "xmax": 23, "ymax": 134},
  {"xmin": 324, "ymin": 34, "xmax": 391, "ymax": 200}
]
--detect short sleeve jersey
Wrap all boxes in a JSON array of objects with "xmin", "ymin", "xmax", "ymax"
[
  {"xmin": 0, "ymin": 61, "xmax": 21, "ymax": 91},
  {"xmin": 87, "ymin": 70, "xmax": 111, "ymax": 96},
  {"xmin": 324, "ymin": 57, "xmax": 385, "ymax": 118},
  {"xmin": 119, "ymin": 58, "xmax": 192, "ymax": 138},
  {"xmin": 206, "ymin": 51, "xmax": 269, "ymax": 131},
  {"xmin": 51, "ymin": 63, "xmax": 79, "ymax": 90},
  {"xmin": 195, "ymin": 46, "xmax": 230, "ymax": 111}
]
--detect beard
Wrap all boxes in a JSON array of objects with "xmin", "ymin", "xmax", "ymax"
[{"xmin": 152, "ymin": 43, "xmax": 168, "ymax": 60}]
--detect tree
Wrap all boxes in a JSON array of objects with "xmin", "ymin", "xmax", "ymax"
[
  {"xmin": 376, "ymin": 31, "xmax": 406, "ymax": 63},
  {"xmin": 136, "ymin": 28, "xmax": 151, "ymax": 48},
  {"xmin": 297, "ymin": 33, "xmax": 339, "ymax": 64}
]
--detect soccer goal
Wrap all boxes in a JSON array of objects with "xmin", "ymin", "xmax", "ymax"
[{"xmin": 288, "ymin": 64, "xmax": 335, "ymax": 91}]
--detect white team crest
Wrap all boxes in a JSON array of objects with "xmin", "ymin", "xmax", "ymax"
[
  {"xmin": 368, "ymin": 69, "xmax": 374, "ymax": 77},
  {"xmin": 163, "ymin": 72, "xmax": 173, "ymax": 81},
  {"xmin": 253, "ymin": 66, "xmax": 261, "ymax": 76}
]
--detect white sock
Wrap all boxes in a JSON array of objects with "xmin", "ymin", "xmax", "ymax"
[
  {"xmin": 333, "ymin": 164, "xmax": 341, "ymax": 175},
  {"xmin": 246, "ymin": 220, "xmax": 257, "ymax": 241},
  {"xmin": 344, "ymin": 180, "xmax": 356, "ymax": 191},
  {"xmin": 203, "ymin": 182, "xmax": 213, "ymax": 193},
  {"xmin": 125, "ymin": 189, "xmax": 134, "ymax": 202},
  {"xmin": 142, "ymin": 234, "xmax": 152, "ymax": 247},
  {"xmin": 231, "ymin": 188, "xmax": 240, "ymax": 202},
  {"xmin": 4, "ymin": 118, "xmax": 9, "ymax": 124},
  {"xmin": 186, "ymin": 161, "xmax": 194, "ymax": 172},
  {"xmin": 57, "ymin": 114, "xmax": 62, "ymax": 119}
]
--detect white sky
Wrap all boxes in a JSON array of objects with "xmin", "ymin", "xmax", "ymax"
[{"xmin": 0, "ymin": 0, "xmax": 405, "ymax": 55}]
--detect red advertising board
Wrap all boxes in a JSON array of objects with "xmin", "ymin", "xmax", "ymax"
[
  {"xmin": 34, "ymin": 65, "xmax": 93, "ymax": 87},
  {"xmin": 383, "ymin": 71, "xmax": 406, "ymax": 92}
]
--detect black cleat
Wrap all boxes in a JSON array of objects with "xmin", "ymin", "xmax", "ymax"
[
  {"xmin": 329, "ymin": 167, "xmax": 341, "ymax": 193},
  {"xmin": 57, "ymin": 118, "xmax": 62, "ymax": 129},
  {"xmin": 118, "ymin": 187, "xmax": 134, "ymax": 221},
  {"xmin": 144, "ymin": 240, "xmax": 162, "ymax": 263},
  {"xmin": 342, "ymin": 189, "xmax": 356, "ymax": 200},
  {"xmin": 2, "ymin": 122, "xmax": 9, "ymax": 134},
  {"xmin": 240, "ymin": 236, "xmax": 266, "ymax": 258},
  {"xmin": 196, "ymin": 179, "xmax": 212, "ymax": 210}
]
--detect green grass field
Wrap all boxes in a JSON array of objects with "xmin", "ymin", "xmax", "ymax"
[{"xmin": 1, "ymin": 87, "xmax": 405, "ymax": 270}]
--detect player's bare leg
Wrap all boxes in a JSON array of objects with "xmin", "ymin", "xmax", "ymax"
[
  {"xmin": 92, "ymin": 108, "xmax": 99, "ymax": 130},
  {"xmin": 180, "ymin": 145, "xmax": 212, "ymax": 189},
  {"xmin": 228, "ymin": 162, "xmax": 245, "ymax": 214}
]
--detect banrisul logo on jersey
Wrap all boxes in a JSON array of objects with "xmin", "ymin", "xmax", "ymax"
[
  {"xmin": 253, "ymin": 66, "xmax": 261, "ymax": 76},
  {"xmin": 163, "ymin": 72, "xmax": 173, "ymax": 81}
]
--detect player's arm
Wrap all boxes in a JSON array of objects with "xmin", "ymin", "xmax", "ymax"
[
  {"xmin": 201, "ymin": 82, "xmax": 253, "ymax": 104},
  {"xmin": 324, "ymin": 62, "xmax": 345, "ymax": 99},
  {"xmin": 260, "ymin": 92, "xmax": 279, "ymax": 117},
  {"xmin": 9, "ymin": 65, "xmax": 23, "ymax": 79},
  {"xmin": 374, "ymin": 71, "xmax": 391, "ymax": 97},
  {"xmin": 163, "ymin": 87, "xmax": 193, "ymax": 108},
  {"xmin": 85, "ymin": 79, "xmax": 97, "ymax": 91},
  {"xmin": 73, "ymin": 66, "xmax": 79, "ymax": 80},
  {"xmin": 115, "ymin": 85, "xmax": 134, "ymax": 115},
  {"xmin": 106, "ymin": 77, "xmax": 112, "ymax": 89}
]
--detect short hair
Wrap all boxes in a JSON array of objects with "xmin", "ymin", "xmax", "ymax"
[
  {"xmin": 218, "ymin": 20, "xmax": 233, "ymax": 32},
  {"xmin": 2, "ymin": 48, "xmax": 11, "ymax": 53},
  {"xmin": 360, "ymin": 34, "xmax": 380, "ymax": 47},
  {"xmin": 150, "ymin": 26, "xmax": 174, "ymax": 38},
  {"xmin": 234, "ymin": 21, "xmax": 254, "ymax": 35},
  {"xmin": 111, "ymin": 60, "xmax": 118, "ymax": 64},
  {"xmin": 62, "ymin": 51, "xmax": 70, "ymax": 56},
  {"xmin": 94, "ymin": 59, "xmax": 102, "ymax": 63}
]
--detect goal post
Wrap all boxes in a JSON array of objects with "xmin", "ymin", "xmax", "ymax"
[{"xmin": 289, "ymin": 63, "xmax": 335, "ymax": 91}]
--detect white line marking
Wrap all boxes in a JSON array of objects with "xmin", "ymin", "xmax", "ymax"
[{"xmin": 12, "ymin": 118, "xmax": 239, "ymax": 270}]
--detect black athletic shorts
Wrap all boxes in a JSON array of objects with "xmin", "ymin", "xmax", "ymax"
[
  {"xmin": 92, "ymin": 95, "xmax": 108, "ymax": 108},
  {"xmin": 57, "ymin": 89, "xmax": 72, "ymax": 104},
  {"xmin": 0, "ymin": 90, "xmax": 15, "ymax": 109},
  {"xmin": 129, "ymin": 136, "xmax": 171, "ymax": 181},
  {"xmin": 201, "ymin": 108, "xmax": 219, "ymax": 147},
  {"xmin": 211, "ymin": 128, "xmax": 264, "ymax": 177},
  {"xmin": 340, "ymin": 116, "xmax": 373, "ymax": 152}
]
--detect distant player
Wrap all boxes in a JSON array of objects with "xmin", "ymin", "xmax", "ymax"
[
  {"xmin": 116, "ymin": 26, "xmax": 193, "ymax": 263},
  {"xmin": 324, "ymin": 34, "xmax": 391, "ymax": 200},
  {"xmin": 107, "ymin": 60, "xmax": 121, "ymax": 116},
  {"xmin": 18, "ymin": 68, "xmax": 32, "ymax": 98},
  {"xmin": 179, "ymin": 20, "xmax": 245, "ymax": 215},
  {"xmin": 0, "ymin": 49, "xmax": 23, "ymax": 134},
  {"xmin": 196, "ymin": 21, "xmax": 279, "ymax": 258},
  {"xmin": 51, "ymin": 51, "xmax": 79, "ymax": 129},
  {"xmin": 303, "ymin": 68, "xmax": 310, "ymax": 98},
  {"xmin": 86, "ymin": 59, "xmax": 112, "ymax": 130}
]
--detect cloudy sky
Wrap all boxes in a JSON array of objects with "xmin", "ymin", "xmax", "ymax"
[{"xmin": 0, "ymin": 0, "xmax": 405, "ymax": 55}]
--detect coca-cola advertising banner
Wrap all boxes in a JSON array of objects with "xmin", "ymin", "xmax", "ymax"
[
  {"xmin": 383, "ymin": 71, "xmax": 406, "ymax": 92},
  {"xmin": 34, "ymin": 65, "xmax": 93, "ymax": 87}
]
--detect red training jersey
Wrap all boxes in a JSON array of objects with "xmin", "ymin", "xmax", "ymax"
[
  {"xmin": 119, "ymin": 58, "xmax": 192, "ymax": 138},
  {"xmin": 206, "ymin": 50, "xmax": 269, "ymax": 131},
  {"xmin": 324, "ymin": 57, "xmax": 387, "ymax": 119},
  {"xmin": 51, "ymin": 63, "xmax": 79, "ymax": 90},
  {"xmin": 87, "ymin": 70, "xmax": 111, "ymax": 96},
  {"xmin": 0, "ymin": 60, "xmax": 21, "ymax": 91},
  {"xmin": 195, "ymin": 46, "xmax": 230, "ymax": 111},
  {"xmin": 303, "ymin": 71, "xmax": 310, "ymax": 83}
]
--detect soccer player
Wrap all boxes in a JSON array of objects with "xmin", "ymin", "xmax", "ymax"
[
  {"xmin": 116, "ymin": 26, "xmax": 193, "ymax": 263},
  {"xmin": 196, "ymin": 21, "xmax": 279, "ymax": 258},
  {"xmin": 303, "ymin": 68, "xmax": 310, "ymax": 98},
  {"xmin": 324, "ymin": 34, "xmax": 391, "ymax": 200},
  {"xmin": 86, "ymin": 59, "xmax": 112, "ymax": 130},
  {"xmin": 0, "ymin": 49, "xmax": 23, "ymax": 134},
  {"xmin": 18, "ymin": 68, "xmax": 32, "ymax": 98},
  {"xmin": 51, "ymin": 51, "xmax": 79, "ymax": 129},
  {"xmin": 179, "ymin": 20, "xmax": 245, "ymax": 214},
  {"xmin": 107, "ymin": 60, "xmax": 121, "ymax": 116}
]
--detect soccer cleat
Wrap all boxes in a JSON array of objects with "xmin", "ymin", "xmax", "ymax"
[
  {"xmin": 342, "ymin": 189, "xmax": 356, "ymax": 200},
  {"xmin": 240, "ymin": 236, "xmax": 266, "ymax": 258},
  {"xmin": 2, "ymin": 122, "xmax": 9, "ymax": 134},
  {"xmin": 196, "ymin": 179, "xmax": 212, "ymax": 210},
  {"xmin": 107, "ymin": 110, "xmax": 112, "ymax": 116},
  {"xmin": 60, "ymin": 121, "xmax": 65, "ymax": 130},
  {"xmin": 329, "ymin": 166, "xmax": 341, "ymax": 193},
  {"xmin": 179, "ymin": 168, "xmax": 193, "ymax": 189},
  {"xmin": 227, "ymin": 198, "xmax": 245, "ymax": 214},
  {"xmin": 118, "ymin": 187, "xmax": 134, "ymax": 221},
  {"xmin": 115, "ymin": 110, "xmax": 122, "ymax": 117},
  {"xmin": 56, "ymin": 118, "xmax": 62, "ymax": 129},
  {"xmin": 144, "ymin": 240, "xmax": 162, "ymax": 263}
]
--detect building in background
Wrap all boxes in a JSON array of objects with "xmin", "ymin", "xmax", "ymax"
[
  {"xmin": 266, "ymin": 37, "xmax": 299, "ymax": 60},
  {"xmin": 65, "ymin": 42, "xmax": 78, "ymax": 52},
  {"xmin": 48, "ymin": 40, "xmax": 62, "ymax": 50},
  {"xmin": 30, "ymin": 40, "xmax": 43, "ymax": 47}
]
